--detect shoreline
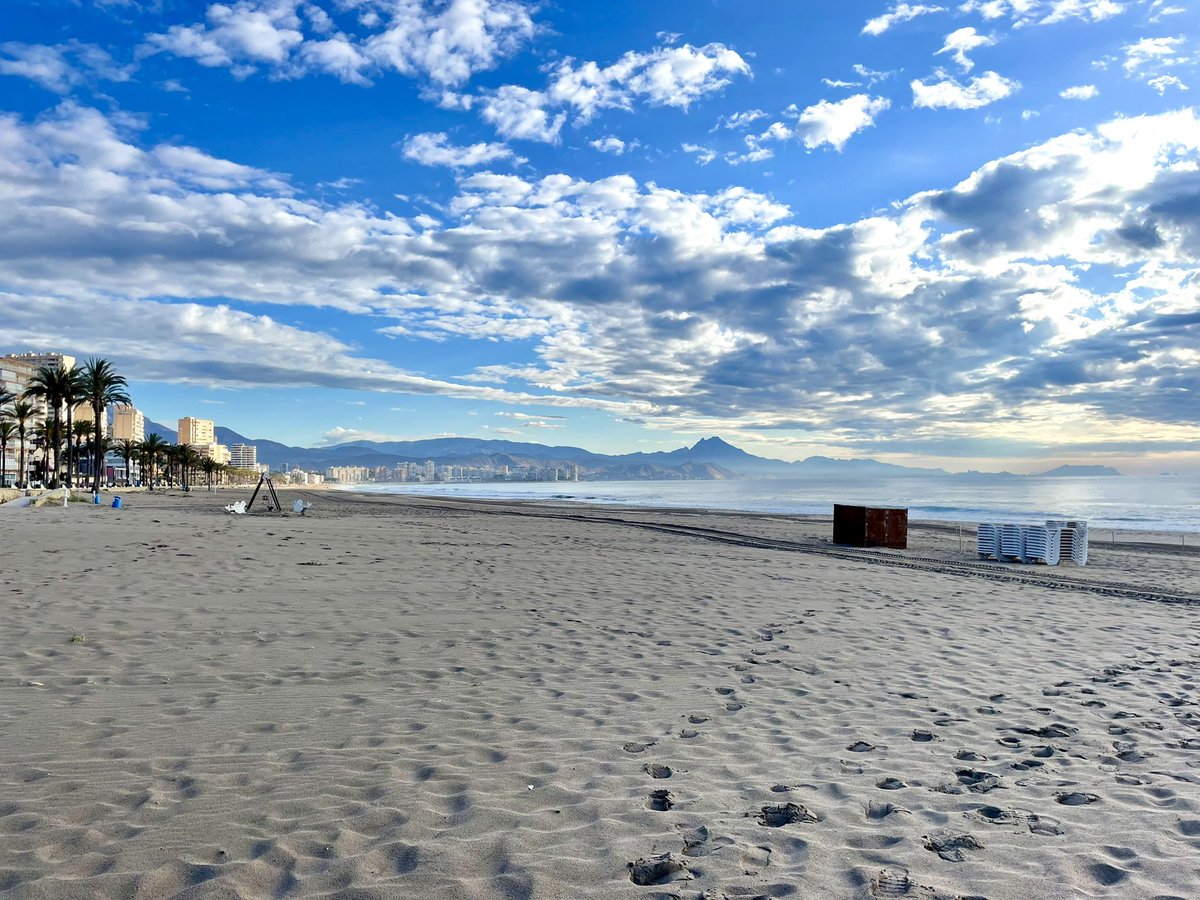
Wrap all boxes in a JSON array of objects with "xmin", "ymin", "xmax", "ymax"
[
  {"xmin": 7, "ymin": 481, "xmax": 1196, "ymax": 548},
  {"xmin": 334, "ymin": 480, "xmax": 1200, "ymax": 542},
  {"xmin": 332, "ymin": 485, "xmax": 1198, "ymax": 549}
]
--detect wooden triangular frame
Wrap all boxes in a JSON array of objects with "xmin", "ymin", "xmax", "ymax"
[{"xmin": 245, "ymin": 474, "xmax": 283, "ymax": 513}]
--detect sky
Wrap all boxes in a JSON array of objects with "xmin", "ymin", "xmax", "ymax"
[{"xmin": 1, "ymin": 0, "xmax": 1198, "ymax": 474}]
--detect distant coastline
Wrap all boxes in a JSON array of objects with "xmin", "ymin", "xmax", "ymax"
[{"xmin": 143, "ymin": 418, "xmax": 1123, "ymax": 484}]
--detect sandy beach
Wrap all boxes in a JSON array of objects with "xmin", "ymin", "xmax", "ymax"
[{"xmin": 2, "ymin": 489, "xmax": 1199, "ymax": 899}]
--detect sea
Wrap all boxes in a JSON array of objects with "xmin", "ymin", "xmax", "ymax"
[{"xmin": 346, "ymin": 474, "xmax": 1200, "ymax": 534}]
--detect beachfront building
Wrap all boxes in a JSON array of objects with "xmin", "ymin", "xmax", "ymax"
[
  {"xmin": 285, "ymin": 469, "xmax": 324, "ymax": 485},
  {"xmin": 229, "ymin": 443, "xmax": 257, "ymax": 469},
  {"xmin": 1, "ymin": 352, "xmax": 78, "ymax": 485},
  {"xmin": 326, "ymin": 466, "xmax": 369, "ymax": 484},
  {"xmin": 1, "ymin": 355, "xmax": 40, "ymax": 401},
  {"xmin": 112, "ymin": 405, "xmax": 145, "ymax": 444},
  {"xmin": 178, "ymin": 417, "xmax": 215, "ymax": 446},
  {"xmin": 198, "ymin": 442, "xmax": 230, "ymax": 465},
  {"xmin": 74, "ymin": 403, "xmax": 110, "ymax": 438}
]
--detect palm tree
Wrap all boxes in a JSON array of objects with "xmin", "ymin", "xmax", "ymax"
[
  {"xmin": 33, "ymin": 420, "xmax": 65, "ymax": 487},
  {"xmin": 0, "ymin": 419, "xmax": 15, "ymax": 488},
  {"xmin": 22, "ymin": 365, "xmax": 76, "ymax": 488},
  {"xmin": 200, "ymin": 456, "xmax": 218, "ymax": 491},
  {"xmin": 78, "ymin": 359, "xmax": 130, "ymax": 492},
  {"xmin": 71, "ymin": 420, "xmax": 92, "ymax": 487},
  {"xmin": 141, "ymin": 433, "xmax": 167, "ymax": 490},
  {"xmin": 179, "ymin": 445, "xmax": 200, "ymax": 491},
  {"xmin": 61, "ymin": 369, "xmax": 87, "ymax": 488},
  {"xmin": 115, "ymin": 439, "xmax": 139, "ymax": 486},
  {"xmin": 9, "ymin": 400, "xmax": 39, "ymax": 488}
]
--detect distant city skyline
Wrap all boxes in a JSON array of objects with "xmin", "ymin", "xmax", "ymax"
[{"xmin": 2, "ymin": 2, "xmax": 1198, "ymax": 475}]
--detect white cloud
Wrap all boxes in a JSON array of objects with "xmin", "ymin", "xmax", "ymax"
[
  {"xmin": 589, "ymin": 135, "xmax": 628, "ymax": 154},
  {"xmin": 912, "ymin": 69, "xmax": 1019, "ymax": 108},
  {"xmin": 1147, "ymin": 74, "xmax": 1188, "ymax": 93},
  {"xmin": 402, "ymin": 131, "xmax": 523, "ymax": 167},
  {"xmin": 716, "ymin": 109, "xmax": 769, "ymax": 129},
  {"xmin": 1123, "ymin": 35, "xmax": 1187, "ymax": 73},
  {"xmin": 789, "ymin": 94, "xmax": 891, "ymax": 151},
  {"xmin": 958, "ymin": 0, "xmax": 1124, "ymax": 26},
  {"xmin": 0, "ymin": 40, "xmax": 132, "ymax": 93},
  {"xmin": 478, "ymin": 42, "xmax": 749, "ymax": 144},
  {"xmin": 1120, "ymin": 35, "xmax": 1193, "ymax": 93},
  {"xmin": 682, "ymin": 142, "xmax": 717, "ymax": 165},
  {"xmin": 936, "ymin": 27, "xmax": 995, "ymax": 71},
  {"xmin": 862, "ymin": 3, "xmax": 945, "ymax": 35},
  {"xmin": 1060, "ymin": 83, "xmax": 1098, "ymax": 99},
  {"xmin": 144, "ymin": 0, "xmax": 536, "ymax": 86},
  {"xmin": 479, "ymin": 84, "xmax": 565, "ymax": 142},
  {"xmin": 1039, "ymin": 0, "xmax": 1124, "ymax": 25}
]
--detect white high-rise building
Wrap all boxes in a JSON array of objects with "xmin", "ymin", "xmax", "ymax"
[{"xmin": 229, "ymin": 443, "xmax": 257, "ymax": 469}]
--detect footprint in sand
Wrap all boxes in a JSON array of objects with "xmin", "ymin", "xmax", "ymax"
[
  {"xmin": 677, "ymin": 824, "xmax": 734, "ymax": 858},
  {"xmin": 971, "ymin": 805, "xmax": 1063, "ymax": 836},
  {"xmin": 922, "ymin": 830, "xmax": 983, "ymax": 861},
  {"xmin": 955, "ymin": 769, "xmax": 1001, "ymax": 793},
  {"xmin": 1055, "ymin": 791, "xmax": 1100, "ymax": 806},
  {"xmin": 646, "ymin": 789, "xmax": 674, "ymax": 811},
  {"xmin": 643, "ymin": 763, "xmax": 672, "ymax": 779},
  {"xmin": 876, "ymin": 777, "xmax": 907, "ymax": 790},
  {"xmin": 911, "ymin": 730, "xmax": 936, "ymax": 742},
  {"xmin": 847, "ymin": 741, "xmax": 876, "ymax": 752},
  {"xmin": 955, "ymin": 750, "xmax": 988, "ymax": 761},
  {"xmin": 623, "ymin": 741, "xmax": 654, "ymax": 754},
  {"xmin": 869, "ymin": 867, "xmax": 915, "ymax": 897},
  {"xmin": 628, "ymin": 853, "xmax": 688, "ymax": 886},
  {"xmin": 739, "ymin": 844, "xmax": 771, "ymax": 874},
  {"xmin": 756, "ymin": 802, "xmax": 817, "ymax": 827},
  {"xmin": 865, "ymin": 800, "xmax": 909, "ymax": 820}
]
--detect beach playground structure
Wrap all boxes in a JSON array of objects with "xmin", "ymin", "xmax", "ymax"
[{"xmin": 225, "ymin": 475, "xmax": 313, "ymax": 516}]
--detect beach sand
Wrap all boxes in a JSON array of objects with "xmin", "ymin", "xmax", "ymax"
[{"xmin": 2, "ymin": 489, "xmax": 1199, "ymax": 899}]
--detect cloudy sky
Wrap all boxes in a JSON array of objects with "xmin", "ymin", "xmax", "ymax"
[{"xmin": 2, "ymin": 0, "xmax": 1198, "ymax": 473}]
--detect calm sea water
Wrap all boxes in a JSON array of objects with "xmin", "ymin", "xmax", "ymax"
[{"xmin": 347, "ymin": 475, "xmax": 1200, "ymax": 533}]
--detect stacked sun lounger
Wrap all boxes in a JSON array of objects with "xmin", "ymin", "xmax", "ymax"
[{"xmin": 976, "ymin": 520, "xmax": 1086, "ymax": 565}]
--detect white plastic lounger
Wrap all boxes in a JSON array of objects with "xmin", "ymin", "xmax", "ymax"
[
  {"xmin": 1022, "ymin": 525, "xmax": 1061, "ymax": 565},
  {"xmin": 999, "ymin": 524, "xmax": 1025, "ymax": 562},
  {"xmin": 225, "ymin": 501, "xmax": 247, "ymax": 515},
  {"xmin": 977, "ymin": 524, "xmax": 999, "ymax": 559},
  {"xmin": 1064, "ymin": 523, "xmax": 1088, "ymax": 565},
  {"xmin": 292, "ymin": 500, "xmax": 311, "ymax": 515}
]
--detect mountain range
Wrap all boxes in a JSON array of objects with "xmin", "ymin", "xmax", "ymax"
[{"xmin": 142, "ymin": 420, "xmax": 1122, "ymax": 480}]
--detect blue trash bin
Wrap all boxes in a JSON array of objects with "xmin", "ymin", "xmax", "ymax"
[
  {"xmin": 112, "ymin": 497, "xmax": 122, "ymax": 509},
  {"xmin": 93, "ymin": 493, "xmax": 100, "ymax": 504}
]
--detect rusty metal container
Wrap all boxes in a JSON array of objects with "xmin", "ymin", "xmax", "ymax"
[{"xmin": 833, "ymin": 504, "xmax": 908, "ymax": 549}]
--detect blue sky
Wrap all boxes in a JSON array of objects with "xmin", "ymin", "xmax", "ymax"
[{"xmin": 2, "ymin": 0, "xmax": 1198, "ymax": 473}]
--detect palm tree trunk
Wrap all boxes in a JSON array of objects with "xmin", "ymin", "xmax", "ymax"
[
  {"xmin": 17, "ymin": 435, "xmax": 25, "ymax": 489},
  {"xmin": 92, "ymin": 400, "xmax": 102, "ymax": 493},
  {"xmin": 64, "ymin": 406, "xmax": 73, "ymax": 488}
]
